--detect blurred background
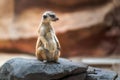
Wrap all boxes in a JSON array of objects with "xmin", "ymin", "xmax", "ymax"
[{"xmin": 0, "ymin": 0, "xmax": 120, "ymax": 74}]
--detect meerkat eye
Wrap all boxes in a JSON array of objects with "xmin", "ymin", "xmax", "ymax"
[
  {"xmin": 49, "ymin": 15, "xmax": 55, "ymax": 18},
  {"xmin": 43, "ymin": 15, "xmax": 47, "ymax": 19}
]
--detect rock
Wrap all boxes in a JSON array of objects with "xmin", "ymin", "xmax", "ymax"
[
  {"xmin": 0, "ymin": 52, "xmax": 35, "ymax": 67},
  {"xmin": 62, "ymin": 73, "xmax": 86, "ymax": 80},
  {"xmin": 104, "ymin": 2, "xmax": 120, "ymax": 55},
  {"xmin": 1, "ymin": 0, "xmax": 120, "ymax": 57},
  {"xmin": 49, "ymin": 0, "xmax": 110, "ymax": 7},
  {"xmin": 0, "ymin": 58, "xmax": 88, "ymax": 80},
  {"xmin": 0, "ymin": 0, "xmax": 13, "ymax": 17},
  {"xmin": 86, "ymin": 67, "xmax": 118, "ymax": 80},
  {"xmin": 116, "ymin": 77, "xmax": 120, "ymax": 80},
  {"xmin": 0, "ymin": 1, "xmax": 115, "ymax": 57},
  {"xmin": 0, "ymin": 58, "xmax": 119, "ymax": 80},
  {"xmin": 104, "ymin": 0, "xmax": 120, "ymax": 38},
  {"xmin": 15, "ymin": 0, "xmax": 111, "ymax": 13},
  {"xmin": 104, "ymin": 6, "xmax": 120, "ymax": 27}
]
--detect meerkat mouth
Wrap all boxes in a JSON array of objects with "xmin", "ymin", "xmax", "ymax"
[{"xmin": 52, "ymin": 18, "xmax": 59, "ymax": 21}]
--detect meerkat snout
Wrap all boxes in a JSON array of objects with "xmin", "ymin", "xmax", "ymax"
[{"xmin": 42, "ymin": 11, "xmax": 59, "ymax": 22}]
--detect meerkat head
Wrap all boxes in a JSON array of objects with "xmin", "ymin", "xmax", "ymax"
[{"xmin": 42, "ymin": 11, "xmax": 59, "ymax": 23}]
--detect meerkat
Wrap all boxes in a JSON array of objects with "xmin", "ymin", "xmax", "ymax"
[{"xmin": 35, "ymin": 11, "xmax": 61, "ymax": 62}]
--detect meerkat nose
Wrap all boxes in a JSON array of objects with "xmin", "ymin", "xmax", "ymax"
[{"xmin": 55, "ymin": 18, "xmax": 59, "ymax": 20}]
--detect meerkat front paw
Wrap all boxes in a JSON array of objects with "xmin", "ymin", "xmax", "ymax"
[{"xmin": 44, "ymin": 42, "xmax": 49, "ymax": 49}]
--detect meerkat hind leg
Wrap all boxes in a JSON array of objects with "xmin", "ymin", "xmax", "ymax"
[
  {"xmin": 36, "ymin": 47, "xmax": 48, "ymax": 61},
  {"xmin": 53, "ymin": 50, "xmax": 60, "ymax": 63},
  {"xmin": 37, "ymin": 47, "xmax": 53, "ymax": 62}
]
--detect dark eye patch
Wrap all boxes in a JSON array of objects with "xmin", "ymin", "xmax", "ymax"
[
  {"xmin": 49, "ymin": 14, "xmax": 55, "ymax": 18},
  {"xmin": 43, "ymin": 15, "xmax": 47, "ymax": 19}
]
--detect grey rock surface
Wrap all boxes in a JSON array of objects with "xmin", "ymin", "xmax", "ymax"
[
  {"xmin": 86, "ymin": 67, "xmax": 118, "ymax": 80},
  {"xmin": 62, "ymin": 73, "xmax": 86, "ymax": 80},
  {"xmin": 0, "ymin": 58, "xmax": 119, "ymax": 80},
  {"xmin": 0, "ymin": 58, "xmax": 88, "ymax": 80},
  {"xmin": 116, "ymin": 77, "xmax": 120, "ymax": 80}
]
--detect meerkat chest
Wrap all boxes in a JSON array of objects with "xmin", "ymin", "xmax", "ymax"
[
  {"xmin": 46, "ymin": 30, "xmax": 54, "ymax": 39},
  {"xmin": 46, "ymin": 31, "xmax": 57, "ymax": 44},
  {"xmin": 46, "ymin": 30, "xmax": 58, "ymax": 51}
]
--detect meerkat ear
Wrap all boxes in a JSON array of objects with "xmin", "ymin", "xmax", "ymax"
[{"xmin": 43, "ymin": 15, "xmax": 47, "ymax": 19}]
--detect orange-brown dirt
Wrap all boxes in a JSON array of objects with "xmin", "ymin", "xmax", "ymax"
[{"xmin": 0, "ymin": 0, "xmax": 120, "ymax": 57}]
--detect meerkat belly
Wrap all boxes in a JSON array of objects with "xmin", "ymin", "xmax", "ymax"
[{"xmin": 46, "ymin": 32, "xmax": 57, "ymax": 51}]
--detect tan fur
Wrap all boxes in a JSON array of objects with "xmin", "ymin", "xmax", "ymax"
[{"xmin": 35, "ymin": 11, "xmax": 61, "ymax": 62}]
